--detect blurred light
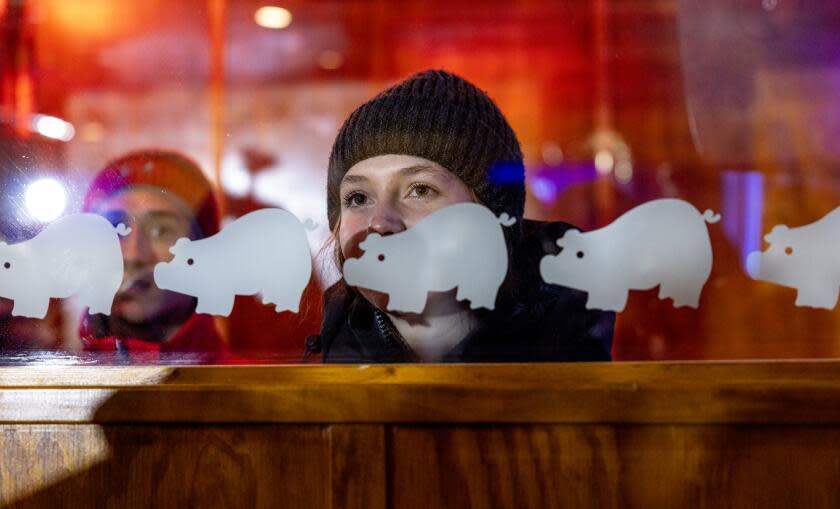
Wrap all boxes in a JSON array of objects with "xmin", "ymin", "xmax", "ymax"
[
  {"xmin": 722, "ymin": 170, "xmax": 764, "ymax": 272},
  {"xmin": 489, "ymin": 161, "xmax": 525, "ymax": 185},
  {"xmin": 649, "ymin": 334, "xmax": 666, "ymax": 359},
  {"xmin": 32, "ymin": 114, "xmax": 75, "ymax": 142},
  {"xmin": 25, "ymin": 178, "xmax": 67, "ymax": 222},
  {"xmin": 762, "ymin": 0, "xmax": 778, "ymax": 11},
  {"xmin": 530, "ymin": 163, "xmax": 599, "ymax": 204},
  {"xmin": 530, "ymin": 176, "xmax": 558, "ymax": 203},
  {"xmin": 594, "ymin": 150, "xmax": 614, "ymax": 175},
  {"xmin": 44, "ymin": 0, "xmax": 130, "ymax": 40},
  {"xmin": 615, "ymin": 161, "xmax": 633, "ymax": 183},
  {"xmin": 318, "ymin": 50, "xmax": 344, "ymax": 70},
  {"xmin": 255, "ymin": 6, "xmax": 292, "ymax": 29},
  {"xmin": 541, "ymin": 141, "xmax": 564, "ymax": 165},
  {"xmin": 221, "ymin": 158, "xmax": 253, "ymax": 198},
  {"xmin": 79, "ymin": 121, "xmax": 106, "ymax": 143}
]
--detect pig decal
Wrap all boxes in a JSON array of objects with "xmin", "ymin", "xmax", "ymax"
[
  {"xmin": 0, "ymin": 214, "xmax": 130, "ymax": 319},
  {"xmin": 746, "ymin": 206, "xmax": 840, "ymax": 309},
  {"xmin": 154, "ymin": 208, "xmax": 313, "ymax": 316},
  {"xmin": 539, "ymin": 199, "xmax": 721, "ymax": 311},
  {"xmin": 342, "ymin": 202, "xmax": 516, "ymax": 314}
]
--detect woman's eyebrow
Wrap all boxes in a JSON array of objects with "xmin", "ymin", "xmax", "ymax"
[
  {"xmin": 341, "ymin": 174, "xmax": 369, "ymax": 186},
  {"xmin": 398, "ymin": 164, "xmax": 444, "ymax": 178}
]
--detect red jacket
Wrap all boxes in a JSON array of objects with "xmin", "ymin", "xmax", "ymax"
[{"xmin": 81, "ymin": 313, "xmax": 234, "ymax": 364}]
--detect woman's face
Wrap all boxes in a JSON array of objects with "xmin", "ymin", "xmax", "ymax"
[{"xmin": 338, "ymin": 154, "xmax": 475, "ymax": 308}]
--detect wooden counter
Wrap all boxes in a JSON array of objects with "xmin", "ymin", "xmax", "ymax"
[{"xmin": 2, "ymin": 362, "xmax": 840, "ymax": 508}]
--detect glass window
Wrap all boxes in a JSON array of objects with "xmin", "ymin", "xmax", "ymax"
[{"xmin": 1, "ymin": 0, "xmax": 839, "ymax": 364}]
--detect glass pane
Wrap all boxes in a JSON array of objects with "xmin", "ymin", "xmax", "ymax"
[{"xmin": 1, "ymin": 0, "xmax": 839, "ymax": 364}]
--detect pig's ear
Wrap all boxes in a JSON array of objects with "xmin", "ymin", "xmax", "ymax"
[
  {"xmin": 359, "ymin": 233, "xmax": 382, "ymax": 252},
  {"xmin": 169, "ymin": 237, "xmax": 191, "ymax": 256},
  {"xmin": 765, "ymin": 224, "xmax": 789, "ymax": 244}
]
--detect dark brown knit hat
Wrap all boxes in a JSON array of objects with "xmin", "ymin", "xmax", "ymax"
[
  {"xmin": 327, "ymin": 69, "xmax": 525, "ymax": 232},
  {"xmin": 83, "ymin": 150, "xmax": 220, "ymax": 237}
]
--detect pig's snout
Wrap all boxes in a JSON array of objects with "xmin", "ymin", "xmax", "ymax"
[
  {"xmin": 745, "ymin": 251, "xmax": 762, "ymax": 279},
  {"xmin": 153, "ymin": 262, "xmax": 173, "ymax": 290},
  {"xmin": 539, "ymin": 255, "xmax": 558, "ymax": 277}
]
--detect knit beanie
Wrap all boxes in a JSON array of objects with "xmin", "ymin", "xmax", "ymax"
[
  {"xmin": 327, "ymin": 69, "xmax": 525, "ymax": 233},
  {"xmin": 83, "ymin": 150, "xmax": 220, "ymax": 237}
]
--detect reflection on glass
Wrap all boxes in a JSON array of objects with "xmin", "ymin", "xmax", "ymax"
[
  {"xmin": 540, "ymin": 199, "xmax": 719, "ymax": 312},
  {"xmin": 315, "ymin": 71, "xmax": 614, "ymax": 363},
  {"xmin": 154, "ymin": 208, "xmax": 313, "ymax": 317},
  {"xmin": 0, "ymin": 1, "xmax": 839, "ymax": 363},
  {"xmin": 79, "ymin": 150, "xmax": 229, "ymax": 364}
]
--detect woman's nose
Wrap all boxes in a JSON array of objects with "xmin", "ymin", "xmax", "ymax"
[{"xmin": 368, "ymin": 202, "xmax": 405, "ymax": 236}]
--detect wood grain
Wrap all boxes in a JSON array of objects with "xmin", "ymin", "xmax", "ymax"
[
  {"xmin": 390, "ymin": 424, "xmax": 840, "ymax": 509},
  {"xmin": 0, "ymin": 425, "xmax": 328, "ymax": 509},
  {"xmin": 3, "ymin": 364, "xmax": 840, "ymax": 507},
  {"xmin": 327, "ymin": 425, "xmax": 386, "ymax": 509},
  {"xmin": 5, "ymin": 362, "xmax": 840, "ymax": 423}
]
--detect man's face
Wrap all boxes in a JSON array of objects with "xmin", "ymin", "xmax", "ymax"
[{"xmin": 95, "ymin": 188, "xmax": 198, "ymax": 324}]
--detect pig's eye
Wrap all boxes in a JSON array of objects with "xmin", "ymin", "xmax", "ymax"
[
  {"xmin": 577, "ymin": 251, "xmax": 584, "ymax": 259},
  {"xmin": 187, "ymin": 258, "xmax": 194, "ymax": 265},
  {"xmin": 785, "ymin": 247, "xmax": 793, "ymax": 256},
  {"xmin": 378, "ymin": 254, "xmax": 385, "ymax": 262},
  {"xmin": 3, "ymin": 262, "xmax": 9, "ymax": 269}
]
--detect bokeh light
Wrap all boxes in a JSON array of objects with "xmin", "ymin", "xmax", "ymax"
[
  {"xmin": 32, "ymin": 114, "xmax": 75, "ymax": 142},
  {"xmin": 593, "ymin": 149, "xmax": 615, "ymax": 175},
  {"xmin": 25, "ymin": 178, "xmax": 67, "ymax": 222},
  {"xmin": 255, "ymin": 6, "xmax": 292, "ymax": 29}
]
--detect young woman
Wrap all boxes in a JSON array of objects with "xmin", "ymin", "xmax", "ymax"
[{"xmin": 308, "ymin": 70, "xmax": 614, "ymax": 363}]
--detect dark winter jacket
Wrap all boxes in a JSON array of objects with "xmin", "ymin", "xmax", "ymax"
[{"xmin": 308, "ymin": 219, "xmax": 614, "ymax": 363}]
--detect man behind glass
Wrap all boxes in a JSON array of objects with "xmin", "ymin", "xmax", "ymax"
[{"xmin": 80, "ymin": 150, "xmax": 229, "ymax": 364}]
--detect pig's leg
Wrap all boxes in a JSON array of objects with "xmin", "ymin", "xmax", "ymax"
[
  {"xmin": 275, "ymin": 302, "xmax": 299, "ymax": 313},
  {"xmin": 85, "ymin": 292, "xmax": 116, "ymax": 315},
  {"xmin": 660, "ymin": 280, "xmax": 703, "ymax": 308},
  {"xmin": 795, "ymin": 285, "xmax": 839, "ymax": 309},
  {"xmin": 81, "ymin": 278, "xmax": 120, "ymax": 315},
  {"xmin": 585, "ymin": 289, "xmax": 628, "ymax": 312},
  {"xmin": 262, "ymin": 291, "xmax": 300, "ymax": 314},
  {"xmin": 196, "ymin": 294, "xmax": 235, "ymax": 316},
  {"xmin": 387, "ymin": 290, "xmax": 427, "ymax": 314},
  {"xmin": 277, "ymin": 284, "xmax": 306, "ymax": 313},
  {"xmin": 461, "ymin": 285, "xmax": 499, "ymax": 310},
  {"xmin": 261, "ymin": 279, "xmax": 305, "ymax": 314},
  {"xmin": 12, "ymin": 296, "xmax": 49, "ymax": 319}
]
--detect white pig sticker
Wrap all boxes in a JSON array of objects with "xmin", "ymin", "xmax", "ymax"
[
  {"xmin": 342, "ymin": 203, "xmax": 516, "ymax": 314},
  {"xmin": 154, "ymin": 208, "xmax": 314, "ymax": 316},
  {"xmin": 0, "ymin": 214, "xmax": 130, "ymax": 318},
  {"xmin": 539, "ymin": 199, "xmax": 720, "ymax": 311},
  {"xmin": 746, "ymin": 206, "xmax": 840, "ymax": 309}
]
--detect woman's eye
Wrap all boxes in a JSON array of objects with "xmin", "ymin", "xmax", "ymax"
[
  {"xmin": 407, "ymin": 183, "xmax": 437, "ymax": 199},
  {"xmin": 343, "ymin": 192, "xmax": 368, "ymax": 207}
]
